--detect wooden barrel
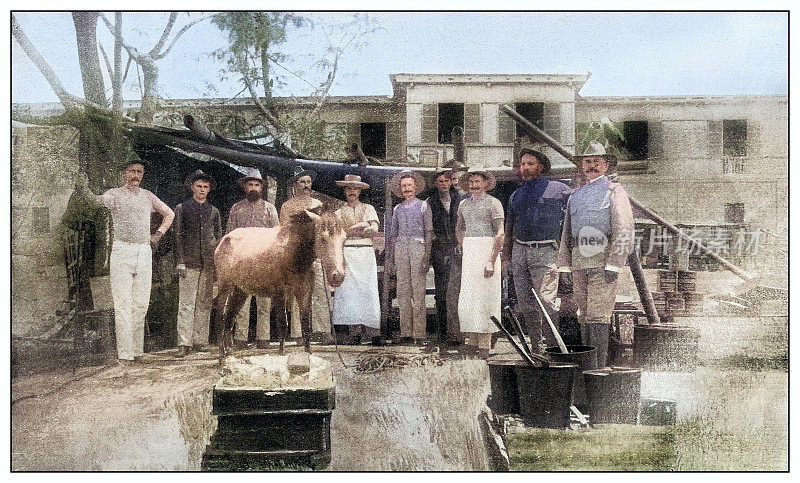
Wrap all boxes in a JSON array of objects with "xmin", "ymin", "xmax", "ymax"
[
  {"xmin": 545, "ymin": 345, "xmax": 598, "ymax": 409},
  {"xmin": 583, "ymin": 367, "xmax": 642, "ymax": 424},
  {"xmin": 633, "ymin": 324, "xmax": 699, "ymax": 371}
]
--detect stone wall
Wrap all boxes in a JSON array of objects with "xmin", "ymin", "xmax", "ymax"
[{"xmin": 11, "ymin": 124, "xmax": 80, "ymax": 336}]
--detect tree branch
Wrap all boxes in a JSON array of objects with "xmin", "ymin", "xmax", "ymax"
[
  {"xmin": 149, "ymin": 12, "xmax": 176, "ymax": 57},
  {"xmin": 12, "ymin": 14, "xmax": 79, "ymax": 109},
  {"xmin": 154, "ymin": 14, "xmax": 214, "ymax": 59}
]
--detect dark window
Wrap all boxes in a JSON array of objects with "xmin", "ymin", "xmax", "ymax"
[
  {"xmin": 723, "ymin": 120, "xmax": 747, "ymax": 157},
  {"xmin": 515, "ymin": 102, "xmax": 544, "ymax": 137},
  {"xmin": 360, "ymin": 123, "xmax": 386, "ymax": 159},
  {"xmin": 31, "ymin": 207, "xmax": 50, "ymax": 234},
  {"xmin": 725, "ymin": 203, "xmax": 745, "ymax": 224},
  {"xmin": 622, "ymin": 121, "xmax": 649, "ymax": 160},
  {"xmin": 438, "ymin": 103, "xmax": 464, "ymax": 144}
]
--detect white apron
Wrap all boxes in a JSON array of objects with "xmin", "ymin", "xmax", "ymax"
[
  {"xmin": 332, "ymin": 244, "xmax": 381, "ymax": 328},
  {"xmin": 458, "ymin": 237, "xmax": 501, "ymax": 333}
]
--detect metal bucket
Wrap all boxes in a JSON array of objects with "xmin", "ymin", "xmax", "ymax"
[
  {"xmin": 583, "ymin": 367, "xmax": 642, "ymax": 424},
  {"xmin": 514, "ymin": 363, "xmax": 578, "ymax": 429},
  {"xmin": 487, "ymin": 360, "xmax": 522, "ymax": 415},
  {"xmin": 545, "ymin": 345, "xmax": 597, "ymax": 409}
]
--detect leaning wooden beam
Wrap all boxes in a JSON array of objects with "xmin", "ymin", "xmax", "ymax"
[
  {"xmin": 500, "ymin": 104, "xmax": 754, "ymax": 283},
  {"xmin": 627, "ymin": 251, "xmax": 661, "ymax": 325}
]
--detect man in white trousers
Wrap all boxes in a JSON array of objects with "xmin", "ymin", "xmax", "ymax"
[{"xmin": 76, "ymin": 158, "xmax": 174, "ymax": 365}]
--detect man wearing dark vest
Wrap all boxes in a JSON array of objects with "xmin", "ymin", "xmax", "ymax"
[
  {"xmin": 426, "ymin": 167, "xmax": 465, "ymax": 344},
  {"xmin": 502, "ymin": 148, "xmax": 569, "ymax": 353},
  {"xmin": 557, "ymin": 142, "xmax": 635, "ymax": 367},
  {"xmin": 174, "ymin": 170, "xmax": 222, "ymax": 357}
]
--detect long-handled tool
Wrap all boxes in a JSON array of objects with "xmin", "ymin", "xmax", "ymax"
[
  {"xmin": 531, "ymin": 286, "xmax": 569, "ymax": 354},
  {"xmin": 490, "ymin": 316, "xmax": 549, "ymax": 367},
  {"xmin": 503, "ymin": 305, "xmax": 534, "ymax": 357}
]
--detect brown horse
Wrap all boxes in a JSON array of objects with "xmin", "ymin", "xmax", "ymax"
[{"xmin": 213, "ymin": 208, "xmax": 346, "ymax": 360}]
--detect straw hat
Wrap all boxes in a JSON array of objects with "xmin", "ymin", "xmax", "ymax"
[
  {"xmin": 575, "ymin": 141, "xmax": 617, "ymax": 167},
  {"xmin": 336, "ymin": 174, "xmax": 370, "ymax": 190},
  {"xmin": 389, "ymin": 169, "xmax": 427, "ymax": 198},
  {"xmin": 236, "ymin": 166, "xmax": 265, "ymax": 189},
  {"xmin": 184, "ymin": 169, "xmax": 216, "ymax": 190},
  {"xmin": 458, "ymin": 167, "xmax": 497, "ymax": 192}
]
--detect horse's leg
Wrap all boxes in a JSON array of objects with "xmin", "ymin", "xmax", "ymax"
[
  {"xmin": 299, "ymin": 283, "xmax": 313, "ymax": 353},
  {"xmin": 274, "ymin": 292, "xmax": 287, "ymax": 356},
  {"xmin": 221, "ymin": 287, "xmax": 249, "ymax": 361},
  {"xmin": 213, "ymin": 283, "xmax": 232, "ymax": 363}
]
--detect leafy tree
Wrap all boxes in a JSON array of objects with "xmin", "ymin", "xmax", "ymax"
[{"xmin": 209, "ymin": 12, "xmax": 380, "ymax": 158}]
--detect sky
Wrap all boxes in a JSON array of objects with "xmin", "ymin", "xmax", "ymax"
[{"xmin": 10, "ymin": 11, "xmax": 789, "ymax": 105}]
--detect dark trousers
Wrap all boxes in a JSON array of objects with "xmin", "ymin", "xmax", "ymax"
[{"xmin": 430, "ymin": 240, "xmax": 462, "ymax": 342}]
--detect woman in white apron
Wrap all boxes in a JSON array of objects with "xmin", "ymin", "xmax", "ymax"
[
  {"xmin": 456, "ymin": 169, "xmax": 504, "ymax": 357},
  {"xmin": 332, "ymin": 174, "xmax": 381, "ymax": 343}
]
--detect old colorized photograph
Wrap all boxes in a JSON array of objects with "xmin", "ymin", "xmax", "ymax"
[{"xmin": 9, "ymin": 8, "xmax": 789, "ymax": 472}]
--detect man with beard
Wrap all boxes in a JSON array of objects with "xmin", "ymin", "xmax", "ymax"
[
  {"xmin": 557, "ymin": 142, "xmax": 635, "ymax": 368},
  {"xmin": 279, "ymin": 166, "xmax": 331, "ymax": 344},
  {"xmin": 226, "ymin": 168, "xmax": 279, "ymax": 349},
  {"xmin": 75, "ymin": 157, "xmax": 174, "ymax": 365},
  {"xmin": 502, "ymin": 148, "xmax": 569, "ymax": 353},
  {"xmin": 173, "ymin": 170, "xmax": 222, "ymax": 357}
]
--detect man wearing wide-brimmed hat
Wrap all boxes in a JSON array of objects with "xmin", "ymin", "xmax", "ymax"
[
  {"xmin": 75, "ymin": 156, "xmax": 174, "ymax": 365},
  {"xmin": 173, "ymin": 169, "xmax": 222, "ymax": 357},
  {"xmin": 557, "ymin": 141, "xmax": 634, "ymax": 368},
  {"xmin": 226, "ymin": 167, "xmax": 279, "ymax": 349},
  {"xmin": 502, "ymin": 147, "xmax": 570, "ymax": 353},
  {"xmin": 386, "ymin": 169, "xmax": 433, "ymax": 344},
  {"xmin": 331, "ymin": 174, "xmax": 381, "ymax": 344},
  {"xmin": 425, "ymin": 167, "xmax": 466, "ymax": 345},
  {"xmin": 279, "ymin": 165, "xmax": 331, "ymax": 343}
]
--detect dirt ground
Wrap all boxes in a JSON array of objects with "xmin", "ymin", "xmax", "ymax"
[{"xmin": 10, "ymin": 267, "xmax": 788, "ymax": 471}]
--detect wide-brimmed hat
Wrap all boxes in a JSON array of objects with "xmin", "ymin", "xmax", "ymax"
[
  {"xmin": 518, "ymin": 147, "xmax": 552, "ymax": 175},
  {"xmin": 184, "ymin": 169, "xmax": 216, "ymax": 190},
  {"xmin": 389, "ymin": 169, "xmax": 427, "ymax": 198},
  {"xmin": 336, "ymin": 174, "xmax": 370, "ymax": 190},
  {"xmin": 292, "ymin": 165, "xmax": 317, "ymax": 182},
  {"xmin": 458, "ymin": 167, "xmax": 497, "ymax": 192},
  {"xmin": 236, "ymin": 167, "xmax": 265, "ymax": 189},
  {"xmin": 575, "ymin": 141, "xmax": 617, "ymax": 167}
]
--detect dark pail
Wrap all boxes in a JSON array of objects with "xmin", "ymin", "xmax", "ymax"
[
  {"xmin": 487, "ymin": 360, "xmax": 522, "ymax": 415},
  {"xmin": 639, "ymin": 398, "xmax": 677, "ymax": 426},
  {"xmin": 633, "ymin": 325, "xmax": 699, "ymax": 371},
  {"xmin": 583, "ymin": 367, "xmax": 642, "ymax": 424},
  {"xmin": 515, "ymin": 363, "xmax": 578, "ymax": 429},
  {"xmin": 545, "ymin": 345, "xmax": 597, "ymax": 408}
]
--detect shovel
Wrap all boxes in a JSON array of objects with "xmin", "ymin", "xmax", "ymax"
[
  {"xmin": 489, "ymin": 316, "xmax": 549, "ymax": 367},
  {"xmin": 531, "ymin": 286, "xmax": 569, "ymax": 354}
]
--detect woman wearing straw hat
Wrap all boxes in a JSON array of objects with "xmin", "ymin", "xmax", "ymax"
[
  {"xmin": 332, "ymin": 174, "xmax": 381, "ymax": 344},
  {"xmin": 455, "ymin": 168, "xmax": 504, "ymax": 357},
  {"xmin": 386, "ymin": 170, "xmax": 433, "ymax": 344}
]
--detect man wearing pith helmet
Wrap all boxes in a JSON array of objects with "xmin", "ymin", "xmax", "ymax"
[{"xmin": 557, "ymin": 141, "xmax": 635, "ymax": 368}]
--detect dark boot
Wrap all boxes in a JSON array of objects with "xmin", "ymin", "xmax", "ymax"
[
  {"xmin": 585, "ymin": 323, "xmax": 610, "ymax": 368},
  {"xmin": 176, "ymin": 346, "xmax": 190, "ymax": 358}
]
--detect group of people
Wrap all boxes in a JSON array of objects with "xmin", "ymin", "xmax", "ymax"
[
  {"xmin": 76, "ymin": 138, "xmax": 633, "ymax": 369},
  {"xmin": 383, "ymin": 141, "xmax": 634, "ymax": 366}
]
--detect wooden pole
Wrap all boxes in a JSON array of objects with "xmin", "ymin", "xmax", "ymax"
[
  {"xmin": 499, "ymin": 104, "xmax": 754, "ymax": 283},
  {"xmin": 627, "ymin": 251, "xmax": 661, "ymax": 325}
]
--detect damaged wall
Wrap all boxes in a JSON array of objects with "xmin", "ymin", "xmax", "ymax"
[{"xmin": 11, "ymin": 123, "xmax": 80, "ymax": 336}]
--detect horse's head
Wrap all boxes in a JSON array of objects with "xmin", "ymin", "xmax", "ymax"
[{"xmin": 299, "ymin": 209, "xmax": 347, "ymax": 288}]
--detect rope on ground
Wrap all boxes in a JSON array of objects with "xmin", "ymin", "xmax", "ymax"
[{"xmin": 353, "ymin": 351, "xmax": 444, "ymax": 374}]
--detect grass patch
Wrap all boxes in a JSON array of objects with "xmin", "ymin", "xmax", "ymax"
[
  {"xmin": 508, "ymin": 424, "xmax": 676, "ymax": 471},
  {"xmin": 714, "ymin": 353, "xmax": 788, "ymax": 372}
]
